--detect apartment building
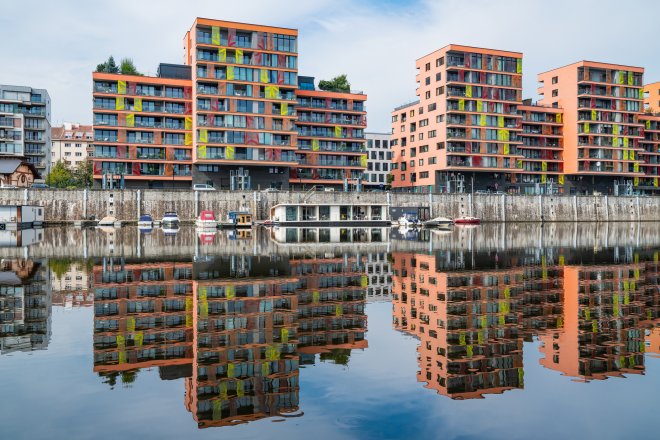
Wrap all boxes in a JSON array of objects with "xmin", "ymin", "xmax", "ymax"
[
  {"xmin": 91, "ymin": 19, "xmax": 367, "ymax": 190},
  {"xmin": 517, "ymin": 102, "xmax": 565, "ymax": 193},
  {"xmin": 643, "ymin": 81, "xmax": 660, "ymax": 112},
  {"xmin": 292, "ymin": 76, "xmax": 367, "ymax": 190},
  {"xmin": 391, "ymin": 45, "xmax": 524, "ymax": 193},
  {"xmin": 537, "ymin": 61, "xmax": 645, "ymax": 194},
  {"xmin": 638, "ymin": 114, "xmax": 660, "ymax": 190},
  {"xmin": 92, "ymin": 64, "xmax": 193, "ymax": 188},
  {"xmin": 364, "ymin": 132, "xmax": 392, "ymax": 189},
  {"xmin": 184, "ymin": 18, "xmax": 299, "ymax": 190},
  {"xmin": 51, "ymin": 123, "xmax": 93, "ymax": 168},
  {"xmin": 0, "ymin": 85, "xmax": 51, "ymax": 176}
]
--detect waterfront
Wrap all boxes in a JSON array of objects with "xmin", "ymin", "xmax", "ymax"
[{"xmin": 1, "ymin": 225, "xmax": 658, "ymax": 439}]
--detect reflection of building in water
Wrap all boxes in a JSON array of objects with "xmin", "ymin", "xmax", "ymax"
[
  {"xmin": 0, "ymin": 258, "xmax": 51, "ymax": 354},
  {"xmin": 647, "ymin": 327, "xmax": 660, "ymax": 358},
  {"xmin": 92, "ymin": 258, "xmax": 194, "ymax": 383},
  {"xmin": 0, "ymin": 228, "xmax": 44, "ymax": 247},
  {"xmin": 52, "ymin": 291, "xmax": 94, "ymax": 308},
  {"xmin": 270, "ymin": 227, "xmax": 388, "ymax": 244},
  {"xmin": 392, "ymin": 252, "xmax": 527, "ymax": 399},
  {"xmin": 365, "ymin": 252, "xmax": 392, "ymax": 302},
  {"xmin": 186, "ymin": 255, "xmax": 300, "ymax": 428},
  {"xmin": 540, "ymin": 258, "xmax": 659, "ymax": 380},
  {"xmin": 50, "ymin": 259, "xmax": 91, "ymax": 294},
  {"xmin": 392, "ymin": 249, "xmax": 659, "ymax": 398},
  {"xmin": 184, "ymin": 254, "xmax": 368, "ymax": 428}
]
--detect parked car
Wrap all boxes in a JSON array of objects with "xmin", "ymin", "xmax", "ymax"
[
  {"xmin": 193, "ymin": 184, "xmax": 216, "ymax": 191},
  {"xmin": 31, "ymin": 183, "xmax": 50, "ymax": 189},
  {"xmin": 0, "ymin": 183, "xmax": 17, "ymax": 189},
  {"xmin": 262, "ymin": 187, "xmax": 280, "ymax": 193}
]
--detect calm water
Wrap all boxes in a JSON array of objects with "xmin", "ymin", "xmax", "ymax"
[{"xmin": 1, "ymin": 224, "xmax": 659, "ymax": 440}]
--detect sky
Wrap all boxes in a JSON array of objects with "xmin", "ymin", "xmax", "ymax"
[{"xmin": 2, "ymin": 0, "xmax": 659, "ymax": 132}]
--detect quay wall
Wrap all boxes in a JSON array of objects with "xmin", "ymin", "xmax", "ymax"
[{"xmin": 1, "ymin": 189, "xmax": 660, "ymax": 223}]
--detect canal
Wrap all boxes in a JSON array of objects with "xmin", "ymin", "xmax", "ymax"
[{"xmin": 0, "ymin": 224, "xmax": 658, "ymax": 439}]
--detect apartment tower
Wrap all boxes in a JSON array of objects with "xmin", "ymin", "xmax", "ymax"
[
  {"xmin": 537, "ymin": 61, "xmax": 645, "ymax": 194},
  {"xmin": 391, "ymin": 45, "xmax": 523, "ymax": 193},
  {"xmin": 184, "ymin": 19, "xmax": 299, "ymax": 190}
]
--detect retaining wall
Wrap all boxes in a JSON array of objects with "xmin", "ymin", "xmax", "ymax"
[{"xmin": 1, "ymin": 189, "xmax": 660, "ymax": 222}]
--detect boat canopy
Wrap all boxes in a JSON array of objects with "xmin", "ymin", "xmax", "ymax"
[{"xmin": 199, "ymin": 211, "xmax": 216, "ymax": 220}]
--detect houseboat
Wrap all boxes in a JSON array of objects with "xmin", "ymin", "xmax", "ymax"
[
  {"xmin": 270, "ymin": 226, "xmax": 389, "ymax": 244},
  {"xmin": 196, "ymin": 211, "xmax": 218, "ymax": 229},
  {"xmin": 161, "ymin": 211, "xmax": 180, "ymax": 226},
  {"xmin": 269, "ymin": 203, "xmax": 390, "ymax": 227},
  {"xmin": 0, "ymin": 205, "xmax": 44, "ymax": 230},
  {"xmin": 220, "ymin": 211, "xmax": 253, "ymax": 228}
]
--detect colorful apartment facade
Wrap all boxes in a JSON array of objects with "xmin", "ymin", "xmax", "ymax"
[
  {"xmin": 391, "ymin": 45, "xmax": 524, "ymax": 193},
  {"xmin": 92, "ymin": 18, "xmax": 367, "ymax": 189},
  {"xmin": 92, "ymin": 65, "xmax": 194, "ymax": 188},
  {"xmin": 0, "ymin": 84, "xmax": 51, "ymax": 176},
  {"xmin": 392, "ymin": 46, "xmax": 660, "ymax": 195},
  {"xmin": 292, "ymin": 76, "xmax": 367, "ymax": 190}
]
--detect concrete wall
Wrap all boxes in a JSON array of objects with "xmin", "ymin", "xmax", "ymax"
[{"xmin": 2, "ymin": 188, "xmax": 660, "ymax": 223}]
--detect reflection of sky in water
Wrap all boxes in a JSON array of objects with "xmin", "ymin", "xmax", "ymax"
[{"xmin": 0, "ymin": 304, "xmax": 657, "ymax": 440}]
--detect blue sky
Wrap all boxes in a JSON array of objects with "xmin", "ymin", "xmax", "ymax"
[{"xmin": 1, "ymin": 0, "xmax": 659, "ymax": 131}]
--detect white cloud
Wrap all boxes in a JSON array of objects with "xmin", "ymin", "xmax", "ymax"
[{"xmin": 2, "ymin": 0, "xmax": 659, "ymax": 131}]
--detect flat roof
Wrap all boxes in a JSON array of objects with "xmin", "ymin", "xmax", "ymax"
[
  {"xmin": 192, "ymin": 17, "xmax": 297, "ymax": 35},
  {"xmin": 538, "ymin": 60, "xmax": 644, "ymax": 76},
  {"xmin": 416, "ymin": 43, "xmax": 522, "ymax": 62}
]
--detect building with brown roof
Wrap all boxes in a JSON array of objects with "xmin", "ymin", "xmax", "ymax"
[{"xmin": 51, "ymin": 123, "xmax": 93, "ymax": 168}]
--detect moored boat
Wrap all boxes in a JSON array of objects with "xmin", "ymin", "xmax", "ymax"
[
  {"xmin": 270, "ymin": 202, "xmax": 390, "ymax": 226},
  {"xmin": 423, "ymin": 216, "xmax": 453, "ymax": 227},
  {"xmin": 454, "ymin": 216, "xmax": 481, "ymax": 225},
  {"xmin": 196, "ymin": 210, "xmax": 218, "ymax": 229},
  {"xmin": 138, "ymin": 214, "xmax": 153, "ymax": 227},
  {"xmin": 161, "ymin": 211, "xmax": 180, "ymax": 226},
  {"xmin": 220, "ymin": 211, "xmax": 253, "ymax": 228}
]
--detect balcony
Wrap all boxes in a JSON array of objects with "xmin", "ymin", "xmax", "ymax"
[{"xmin": 95, "ymin": 135, "xmax": 118, "ymax": 142}]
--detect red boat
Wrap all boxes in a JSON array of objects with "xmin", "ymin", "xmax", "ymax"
[{"xmin": 454, "ymin": 216, "xmax": 481, "ymax": 225}]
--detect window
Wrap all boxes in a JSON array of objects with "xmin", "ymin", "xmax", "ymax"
[
  {"xmin": 552, "ymin": 89, "xmax": 558, "ymax": 97},
  {"xmin": 436, "ymin": 86, "xmax": 444, "ymax": 96},
  {"xmin": 420, "ymin": 171, "xmax": 429, "ymax": 178},
  {"xmin": 428, "ymin": 103, "xmax": 437, "ymax": 112},
  {"xmin": 436, "ymin": 57, "xmax": 444, "ymax": 67},
  {"xmin": 418, "ymin": 133, "xmax": 424, "ymax": 140},
  {"xmin": 436, "ymin": 115, "xmax": 444, "ymax": 123},
  {"xmin": 429, "ymin": 157, "xmax": 437, "ymax": 164},
  {"xmin": 75, "ymin": 152, "xmax": 82, "ymax": 157},
  {"xmin": 428, "ymin": 130, "xmax": 437, "ymax": 138},
  {"xmin": 552, "ymin": 76, "xmax": 558, "ymax": 84},
  {"xmin": 75, "ymin": 143, "xmax": 82, "ymax": 148},
  {"xmin": 436, "ymin": 72, "xmax": 441, "ymax": 81},
  {"xmin": 65, "ymin": 143, "xmax": 71, "ymax": 147},
  {"xmin": 425, "ymin": 62, "xmax": 431, "ymax": 71},
  {"xmin": 392, "ymin": 115, "xmax": 398, "ymax": 122},
  {"xmin": 425, "ymin": 77, "xmax": 430, "ymax": 85},
  {"xmin": 401, "ymin": 174, "xmax": 406, "ymax": 181},
  {"xmin": 419, "ymin": 159, "xmax": 424, "ymax": 166},
  {"xmin": 425, "ymin": 91, "xmax": 431, "ymax": 99},
  {"xmin": 420, "ymin": 119, "xmax": 429, "ymax": 127},
  {"xmin": 420, "ymin": 145, "xmax": 429, "ymax": 153},
  {"xmin": 436, "ymin": 142, "xmax": 444, "ymax": 150}
]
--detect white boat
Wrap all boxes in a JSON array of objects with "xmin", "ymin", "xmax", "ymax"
[
  {"xmin": 161, "ymin": 211, "xmax": 180, "ymax": 226},
  {"xmin": 396, "ymin": 214, "xmax": 421, "ymax": 228},
  {"xmin": 196, "ymin": 210, "xmax": 218, "ymax": 229},
  {"xmin": 424, "ymin": 216, "xmax": 454, "ymax": 227},
  {"xmin": 98, "ymin": 216, "xmax": 117, "ymax": 226}
]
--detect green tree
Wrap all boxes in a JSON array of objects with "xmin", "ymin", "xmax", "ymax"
[
  {"xmin": 48, "ymin": 258, "xmax": 73, "ymax": 279},
  {"xmin": 96, "ymin": 55, "xmax": 119, "ymax": 73},
  {"xmin": 72, "ymin": 160, "xmax": 93, "ymax": 188},
  {"xmin": 386, "ymin": 173, "xmax": 394, "ymax": 190},
  {"xmin": 318, "ymin": 74, "xmax": 351, "ymax": 93},
  {"xmin": 119, "ymin": 58, "xmax": 142, "ymax": 75},
  {"xmin": 319, "ymin": 349, "xmax": 351, "ymax": 366},
  {"xmin": 45, "ymin": 160, "xmax": 73, "ymax": 188}
]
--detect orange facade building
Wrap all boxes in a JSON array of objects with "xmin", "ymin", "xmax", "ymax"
[
  {"xmin": 92, "ymin": 68, "xmax": 194, "ymax": 188},
  {"xmin": 92, "ymin": 18, "xmax": 367, "ymax": 190},
  {"xmin": 392, "ymin": 47, "xmax": 660, "ymax": 195},
  {"xmin": 391, "ymin": 45, "xmax": 524, "ymax": 193},
  {"xmin": 293, "ymin": 78, "xmax": 368, "ymax": 190}
]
